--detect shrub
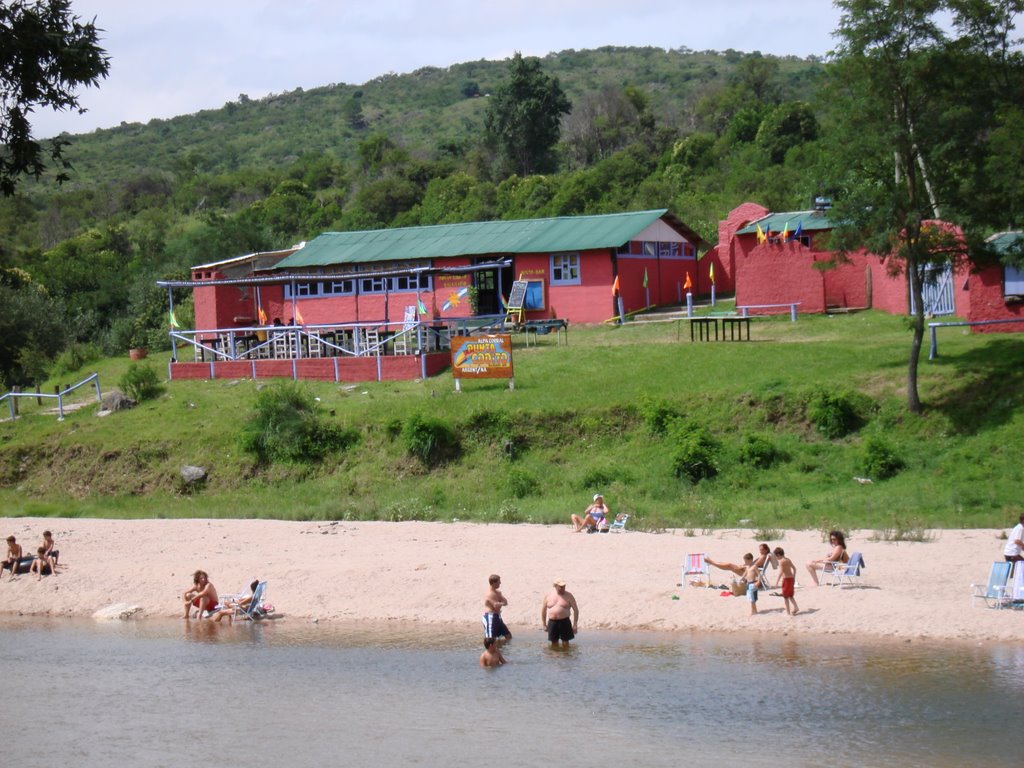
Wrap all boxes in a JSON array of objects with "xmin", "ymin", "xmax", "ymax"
[
  {"xmin": 639, "ymin": 396, "xmax": 680, "ymax": 435},
  {"xmin": 240, "ymin": 382, "xmax": 359, "ymax": 464},
  {"xmin": 507, "ymin": 468, "xmax": 539, "ymax": 499},
  {"xmin": 806, "ymin": 388, "xmax": 864, "ymax": 439},
  {"xmin": 50, "ymin": 342, "xmax": 103, "ymax": 378},
  {"xmin": 738, "ymin": 434, "xmax": 783, "ymax": 469},
  {"xmin": 403, "ymin": 414, "xmax": 460, "ymax": 468},
  {"xmin": 859, "ymin": 436, "xmax": 905, "ymax": 480},
  {"xmin": 496, "ymin": 499, "xmax": 526, "ymax": 523},
  {"xmin": 670, "ymin": 422, "xmax": 721, "ymax": 484},
  {"xmin": 118, "ymin": 363, "xmax": 162, "ymax": 401}
]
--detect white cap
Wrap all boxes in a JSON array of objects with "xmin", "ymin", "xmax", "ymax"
[{"xmin": 593, "ymin": 493, "xmax": 603, "ymax": 501}]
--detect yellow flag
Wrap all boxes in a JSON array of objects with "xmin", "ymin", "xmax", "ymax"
[
  {"xmin": 709, "ymin": 263, "xmax": 715, "ymax": 285},
  {"xmin": 756, "ymin": 224, "xmax": 765, "ymax": 244}
]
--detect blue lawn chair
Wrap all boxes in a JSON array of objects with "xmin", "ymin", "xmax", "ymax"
[
  {"xmin": 234, "ymin": 581, "xmax": 269, "ymax": 621},
  {"xmin": 971, "ymin": 562, "xmax": 1012, "ymax": 609}
]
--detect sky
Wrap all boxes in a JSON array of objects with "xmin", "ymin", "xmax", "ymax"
[{"xmin": 33, "ymin": 0, "xmax": 843, "ymax": 138}]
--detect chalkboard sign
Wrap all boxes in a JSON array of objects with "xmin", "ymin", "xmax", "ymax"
[{"xmin": 507, "ymin": 280, "xmax": 529, "ymax": 311}]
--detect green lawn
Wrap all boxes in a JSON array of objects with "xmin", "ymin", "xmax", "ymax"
[{"xmin": 2, "ymin": 310, "xmax": 1021, "ymax": 531}]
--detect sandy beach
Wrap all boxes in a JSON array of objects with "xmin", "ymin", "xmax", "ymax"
[{"xmin": 0, "ymin": 518, "xmax": 1018, "ymax": 642}]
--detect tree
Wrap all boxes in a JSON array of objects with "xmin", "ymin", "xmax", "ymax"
[
  {"xmin": 823, "ymin": 0, "xmax": 1024, "ymax": 413},
  {"xmin": 483, "ymin": 53, "xmax": 571, "ymax": 177},
  {"xmin": 0, "ymin": 0, "xmax": 109, "ymax": 195},
  {"xmin": 0, "ymin": 267, "xmax": 66, "ymax": 386}
]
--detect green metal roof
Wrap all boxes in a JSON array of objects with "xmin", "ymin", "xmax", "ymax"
[
  {"xmin": 735, "ymin": 209, "xmax": 835, "ymax": 236},
  {"xmin": 274, "ymin": 209, "xmax": 704, "ymax": 269},
  {"xmin": 988, "ymin": 231, "xmax": 1023, "ymax": 254}
]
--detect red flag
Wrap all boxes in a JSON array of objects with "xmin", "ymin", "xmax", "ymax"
[
  {"xmin": 684, "ymin": 273, "xmax": 693, "ymax": 291},
  {"xmin": 612, "ymin": 275, "xmax": 620, "ymax": 296}
]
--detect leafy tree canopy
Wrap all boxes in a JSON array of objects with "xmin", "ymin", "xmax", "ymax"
[{"xmin": 0, "ymin": 0, "xmax": 109, "ymax": 195}]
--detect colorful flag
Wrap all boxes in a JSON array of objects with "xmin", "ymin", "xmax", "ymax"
[
  {"xmin": 294, "ymin": 306, "xmax": 305, "ymax": 325},
  {"xmin": 417, "ymin": 299, "xmax": 428, "ymax": 316},
  {"xmin": 612, "ymin": 275, "xmax": 621, "ymax": 296},
  {"xmin": 781, "ymin": 222, "xmax": 789, "ymax": 242},
  {"xmin": 709, "ymin": 263, "xmax": 715, "ymax": 285},
  {"xmin": 794, "ymin": 222, "xmax": 803, "ymax": 241},
  {"xmin": 684, "ymin": 273, "xmax": 692, "ymax": 291},
  {"xmin": 168, "ymin": 308, "xmax": 181, "ymax": 329},
  {"xmin": 258, "ymin": 306, "xmax": 268, "ymax": 326},
  {"xmin": 643, "ymin": 268, "xmax": 649, "ymax": 288},
  {"xmin": 756, "ymin": 224, "xmax": 765, "ymax": 244}
]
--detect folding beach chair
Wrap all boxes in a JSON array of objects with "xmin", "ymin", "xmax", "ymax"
[
  {"xmin": 826, "ymin": 551, "xmax": 865, "ymax": 587},
  {"xmin": 682, "ymin": 553, "xmax": 710, "ymax": 588},
  {"xmin": 971, "ymin": 562, "xmax": 1012, "ymax": 609},
  {"xmin": 757, "ymin": 551, "xmax": 779, "ymax": 589},
  {"xmin": 234, "ymin": 581, "xmax": 269, "ymax": 621},
  {"xmin": 609, "ymin": 514, "xmax": 629, "ymax": 533}
]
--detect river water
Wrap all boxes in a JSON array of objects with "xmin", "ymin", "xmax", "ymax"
[{"xmin": 3, "ymin": 617, "xmax": 1021, "ymax": 767}]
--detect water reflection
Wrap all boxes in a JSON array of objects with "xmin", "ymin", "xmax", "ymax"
[{"xmin": 2, "ymin": 617, "xmax": 1022, "ymax": 768}]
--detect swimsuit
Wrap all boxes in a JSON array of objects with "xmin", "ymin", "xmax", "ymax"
[
  {"xmin": 483, "ymin": 612, "xmax": 510, "ymax": 639},
  {"xmin": 746, "ymin": 582, "xmax": 758, "ymax": 603},
  {"xmin": 547, "ymin": 616, "xmax": 574, "ymax": 643},
  {"xmin": 781, "ymin": 577, "xmax": 795, "ymax": 598}
]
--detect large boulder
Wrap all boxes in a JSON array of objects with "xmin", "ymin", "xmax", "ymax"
[{"xmin": 100, "ymin": 390, "xmax": 136, "ymax": 412}]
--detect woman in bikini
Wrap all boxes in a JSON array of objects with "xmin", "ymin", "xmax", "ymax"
[{"xmin": 805, "ymin": 530, "xmax": 850, "ymax": 586}]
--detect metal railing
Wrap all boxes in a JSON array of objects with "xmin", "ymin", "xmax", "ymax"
[
  {"xmin": 1, "ymin": 373, "xmax": 103, "ymax": 421},
  {"xmin": 928, "ymin": 318, "xmax": 1024, "ymax": 359}
]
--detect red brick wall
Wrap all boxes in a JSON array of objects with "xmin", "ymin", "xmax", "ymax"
[{"xmin": 968, "ymin": 265, "xmax": 1024, "ymax": 331}]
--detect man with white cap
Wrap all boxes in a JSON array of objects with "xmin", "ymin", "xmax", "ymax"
[
  {"xmin": 571, "ymin": 493, "xmax": 610, "ymax": 533},
  {"xmin": 541, "ymin": 579, "xmax": 579, "ymax": 647}
]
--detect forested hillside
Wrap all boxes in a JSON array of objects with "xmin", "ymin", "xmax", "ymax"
[{"xmin": 1, "ymin": 13, "xmax": 1020, "ymax": 394}]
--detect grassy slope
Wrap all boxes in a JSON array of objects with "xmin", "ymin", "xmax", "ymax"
[{"xmin": 1, "ymin": 310, "xmax": 1021, "ymax": 529}]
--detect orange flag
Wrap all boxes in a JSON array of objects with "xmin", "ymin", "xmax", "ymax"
[
  {"xmin": 294, "ymin": 306, "xmax": 305, "ymax": 326},
  {"xmin": 684, "ymin": 273, "xmax": 692, "ymax": 291},
  {"xmin": 612, "ymin": 275, "xmax": 620, "ymax": 296}
]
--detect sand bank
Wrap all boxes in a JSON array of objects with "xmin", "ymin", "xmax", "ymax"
[{"xmin": 0, "ymin": 518, "xmax": 1017, "ymax": 642}]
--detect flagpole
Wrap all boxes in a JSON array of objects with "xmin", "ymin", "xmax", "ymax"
[{"xmin": 167, "ymin": 287, "xmax": 177, "ymax": 363}]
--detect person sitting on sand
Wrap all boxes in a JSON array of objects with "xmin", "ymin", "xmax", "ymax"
[
  {"xmin": 183, "ymin": 570, "xmax": 220, "ymax": 619},
  {"xmin": 1, "ymin": 535, "xmax": 23, "ymax": 580},
  {"xmin": 29, "ymin": 546, "xmax": 57, "ymax": 581},
  {"xmin": 480, "ymin": 637, "xmax": 507, "ymax": 668},
  {"xmin": 707, "ymin": 543, "xmax": 771, "ymax": 578},
  {"xmin": 571, "ymin": 494, "xmax": 610, "ymax": 532},
  {"xmin": 41, "ymin": 530, "xmax": 59, "ymax": 566},
  {"xmin": 805, "ymin": 530, "xmax": 850, "ymax": 586}
]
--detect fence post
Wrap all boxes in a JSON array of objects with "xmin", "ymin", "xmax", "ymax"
[
  {"xmin": 790, "ymin": 304, "xmax": 798, "ymax": 322},
  {"xmin": 36, "ymin": 385, "xmax": 42, "ymax": 406},
  {"xmin": 928, "ymin": 325, "xmax": 938, "ymax": 360}
]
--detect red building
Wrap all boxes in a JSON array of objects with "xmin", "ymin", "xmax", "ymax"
[{"xmin": 719, "ymin": 202, "xmax": 976, "ymax": 319}]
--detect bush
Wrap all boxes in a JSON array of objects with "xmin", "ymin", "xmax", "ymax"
[
  {"xmin": 806, "ymin": 388, "xmax": 865, "ymax": 439},
  {"xmin": 50, "ymin": 342, "xmax": 103, "ymax": 379},
  {"xmin": 670, "ymin": 422, "xmax": 721, "ymax": 484},
  {"xmin": 118, "ymin": 363, "xmax": 162, "ymax": 402},
  {"xmin": 403, "ymin": 414, "xmax": 460, "ymax": 468},
  {"xmin": 859, "ymin": 436, "xmax": 905, "ymax": 480},
  {"xmin": 738, "ymin": 434, "xmax": 783, "ymax": 469},
  {"xmin": 240, "ymin": 382, "xmax": 359, "ymax": 464},
  {"xmin": 507, "ymin": 468, "xmax": 539, "ymax": 499},
  {"xmin": 496, "ymin": 499, "xmax": 526, "ymax": 523},
  {"xmin": 639, "ymin": 396, "xmax": 680, "ymax": 435}
]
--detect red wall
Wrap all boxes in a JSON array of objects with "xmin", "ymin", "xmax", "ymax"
[{"xmin": 967, "ymin": 265, "xmax": 1024, "ymax": 331}]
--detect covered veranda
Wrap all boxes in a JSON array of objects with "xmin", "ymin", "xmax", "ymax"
[{"xmin": 157, "ymin": 260, "xmax": 510, "ymax": 383}]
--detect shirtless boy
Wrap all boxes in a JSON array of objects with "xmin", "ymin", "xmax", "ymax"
[
  {"xmin": 182, "ymin": 570, "xmax": 220, "ymax": 619},
  {"xmin": 742, "ymin": 557, "xmax": 760, "ymax": 615},
  {"xmin": 1, "ymin": 536, "xmax": 23, "ymax": 579},
  {"xmin": 29, "ymin": 546, "xmax": 57, "ymax": 581},
  {"xmin": 774, "ymin": 547, "xmax": 799, "ymax": 615},
  {"xmin": 479, "ymin": 637, "xmax": 507, "ymax": 668},
  {"xmin": 541, "ymin": 580, "xmax": 579, "ymax": 647},
  {"xmin": 483, "ymin": 574, "xmax": 511, "ymax": 640}
]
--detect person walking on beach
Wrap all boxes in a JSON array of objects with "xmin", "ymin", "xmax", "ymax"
[
  {"xmin": 774, "ymin": 547, "xmax": 799, "ymax": 616},
  {"xmin": 1, "ymin": 535, "xmax": 23, "ymax": 580},
  {"xmin": 483, "ymin": 574, "xmax": 512, "ymax": 641},
  {"xmin": 480, "ymin": 637, "xmax": 507, "ymax": 668},
  {"xmin": 182, "ymin": 570, "xmax": 220, "ymax": 619},
  {"xmin": 541, "ymin": 580, "xmax": 579, "ymax": 647},
  {"xmin": 742, "ymin": 559, "xmax": 759, "ymax": 615},
  {"xmin": 1004, "ymin": 513, "xmax": 1024, "ymax": 563}
]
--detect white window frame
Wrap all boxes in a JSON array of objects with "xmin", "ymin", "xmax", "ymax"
[{"xmin": 551, "ymin": 252, "xmax": 581, "ymax": 285}]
